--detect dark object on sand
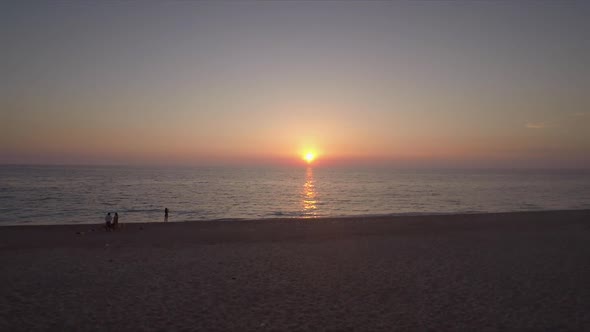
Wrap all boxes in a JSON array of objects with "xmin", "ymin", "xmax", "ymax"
[
  {"xmin": 165, "ymin": 208, "xmax": 169, "ymax": 222},
  {"xmin": 105, "ymin": 212, "xmax": 112, "ymax": 231}
]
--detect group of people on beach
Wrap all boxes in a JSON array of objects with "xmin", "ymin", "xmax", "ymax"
[{"xmin": 105, "ymin": 208, "xmax": 169, "ymax": 230}]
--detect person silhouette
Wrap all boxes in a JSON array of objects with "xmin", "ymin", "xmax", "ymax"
[
  {"xmin": 113, "ymin": 212, "xmax": 119, "ymax": 229},
  {"xmin": 164, "ymin": 208, "xmax": 169, "ymax": 222},
  {"xmin": 105, "ymin": 212, "xmax": 112, "ymax": 231}
]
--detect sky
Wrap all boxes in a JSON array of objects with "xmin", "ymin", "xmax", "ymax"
[{"xmin": 1, "ymin": 1, "xmax": 589, "ymax": 168}]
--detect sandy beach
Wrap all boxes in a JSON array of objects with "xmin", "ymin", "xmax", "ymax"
[{"xmin": 1, "ymin": 210, "xmax": 589, "ymax": 331}]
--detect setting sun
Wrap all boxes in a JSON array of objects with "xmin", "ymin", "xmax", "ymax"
[{"xmin": 304, "ymin": 152, "xmax": 316, "ymax": 164}]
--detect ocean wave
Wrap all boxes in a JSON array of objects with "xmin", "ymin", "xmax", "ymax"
[
  {"xmin": 118, "ymin": 208, "xmax": 165, "ymax": 213},
  {"xmin": 269, "ymin": 211, "xmax": 305, "ymax": 217},
  {"xmin": 34, "ymin": 197, "xmax": 57, "ymax": 201}
]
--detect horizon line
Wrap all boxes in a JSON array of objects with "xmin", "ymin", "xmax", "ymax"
[{"xmin": 1, "ymin": 163, "xmax": 589, "ymax": 171}]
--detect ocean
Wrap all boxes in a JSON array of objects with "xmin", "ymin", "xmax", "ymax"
[{"xmin": 1, "ymin": 165, "xmax": 589, "ymax": 225}]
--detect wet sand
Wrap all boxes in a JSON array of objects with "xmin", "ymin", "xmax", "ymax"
[{"xmin": 1, "ymin": 210, "xmax": 589, "ymax": 331}]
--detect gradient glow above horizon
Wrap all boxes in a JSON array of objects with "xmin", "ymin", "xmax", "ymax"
[{"xmin": 2, "ymin": 1, "xmax": 589, "ymax": 168}]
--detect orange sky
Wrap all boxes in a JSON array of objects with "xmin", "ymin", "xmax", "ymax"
[{"xmin": 2, "ymin": 2, "xmax": 589, "ymax": 168}]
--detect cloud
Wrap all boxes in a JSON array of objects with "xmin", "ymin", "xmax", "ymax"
[
  {"xmin": 572, "ymin": 112, "xmax": 587, "ymax": 117},
  {"xmin": 525, "ymin": 122, "xmax": 549, "ymax": 129}
]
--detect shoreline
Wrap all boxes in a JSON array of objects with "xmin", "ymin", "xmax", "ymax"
[
  {"xmin": 2, "ymin": 208, "xmax": 589, "ymax": 228},
  {"xmin": 1, "ymin": 209, "xmax": 589, "ymax": 250}
]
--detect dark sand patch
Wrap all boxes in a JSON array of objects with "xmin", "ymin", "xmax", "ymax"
[{"xmin": 1, "ymin": 210, "xmax": 589, "ymax": 331}]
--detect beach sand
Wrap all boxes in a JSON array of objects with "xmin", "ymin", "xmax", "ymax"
[{"xmin": 1, "ymin": 210, "xmax": 589, "ymax": 331}]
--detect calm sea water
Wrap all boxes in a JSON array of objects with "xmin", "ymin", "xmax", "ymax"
[{"xmin": 1, "ymin": 165, "xmax": 589, "ymax": 225}]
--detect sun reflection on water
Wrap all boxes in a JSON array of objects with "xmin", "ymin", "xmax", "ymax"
[{"xmin": 302, "ymin": 167, "xmax": 318, "ymax": 217}]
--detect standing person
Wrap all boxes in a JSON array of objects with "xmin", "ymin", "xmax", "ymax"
[
  {"xmin": 113, "ymin": 212, "xmax": 119, "ymax": 229},
  {"xmin": 105, "ymin": 212, "xmax": 112, "ymax": 231},
  {"xmin": 164, "ymin": 208, "xmax": 169, "ymax": 222}
]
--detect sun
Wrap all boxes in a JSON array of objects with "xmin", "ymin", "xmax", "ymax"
[{"xmin": 303, "ymin": 152, "xmax": 316, "ymax": 164}]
